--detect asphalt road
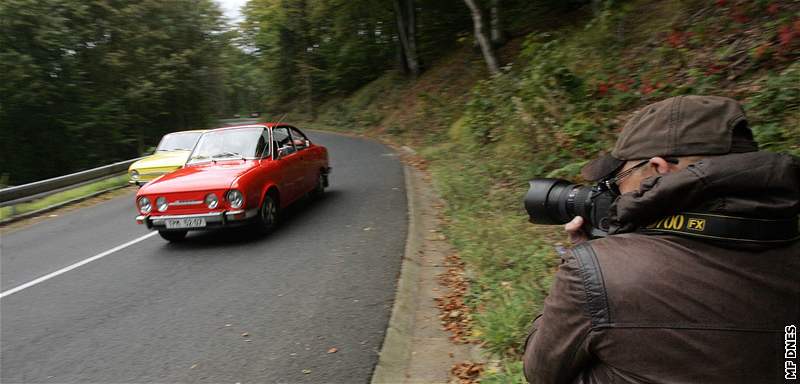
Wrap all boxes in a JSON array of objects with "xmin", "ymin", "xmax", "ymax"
[{"xmin": 0, "ymin": 130, "xmax": 408, "ymax": 383}]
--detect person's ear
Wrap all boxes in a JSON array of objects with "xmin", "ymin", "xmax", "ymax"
[{"xmin": 648, "ymin": 157, "xmax": 674, "ymax": 175}]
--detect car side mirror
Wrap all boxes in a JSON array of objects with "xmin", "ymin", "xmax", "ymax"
[{"xmin": 304, "ymin": 140, "xmax": 310, "ymax": 147}]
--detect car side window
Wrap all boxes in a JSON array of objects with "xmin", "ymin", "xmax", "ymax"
[
  {"xmin": 272, "ymin": 127, "xmax": 296, "ymax": 158},
  {"xmin": 289, "ymin": 127, "xmax": 310, "ymax": 150}
]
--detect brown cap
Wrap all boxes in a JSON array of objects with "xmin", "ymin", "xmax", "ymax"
[{"xmin": 581, "ymin": 95, "xmax": 759, "ymax": 181}]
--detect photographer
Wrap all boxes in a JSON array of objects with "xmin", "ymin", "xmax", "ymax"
[{"xmin": 522, "ymin": 96, "xmax": 799, "ymax": 383}]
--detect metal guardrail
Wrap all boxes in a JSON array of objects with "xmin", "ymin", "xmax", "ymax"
[{"xmin": 0, "ymin": 158, "xmax": 140, "ymax": 207}]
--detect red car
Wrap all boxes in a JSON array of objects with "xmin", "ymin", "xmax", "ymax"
[{"xmin": 135, "ymin": 123, "xmax": 330, "ymax": 241}]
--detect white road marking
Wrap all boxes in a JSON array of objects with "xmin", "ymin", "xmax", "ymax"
[{"xmin": 0, "ymin": 231, "xmax": 159, "ymax": 299}]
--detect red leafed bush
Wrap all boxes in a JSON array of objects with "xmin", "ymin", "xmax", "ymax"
[
  {"xmin": 754, "ymin": 44, "xmax": 771, "ymax": 60},
  {"xmin": 731, "ymin": 5, "xmax": 749, "ymax": 23},
  {"xmin": 596, "ymin": 82, "xmax": 609, "ymax": 96},
  {"xmin": 706, "ymin": 64, "xmax": 723, "ymax": 75},
  {"xmin": 767, "ymin": 3, "xmax": 780, "ymax": 15},
  {"xmin": 778, "ymin": 25, "xmax": 794, "ymax": 49},
  {"xmin": 667, "ymin": 30, "xmax": 687, "ymax": 48}
]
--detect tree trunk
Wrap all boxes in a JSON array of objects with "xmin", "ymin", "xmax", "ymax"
[
  {"xmin": 301, "ymin": 62, "xmax": 314, "ymax": 118},
  {"xmin": 490, "ymin": 0, "xmax": 505, "ymax": 47},
  {"xmin": 396, "ymin": 38, "xmax": 409, "ymax": 75},
  {"xmin": 592, "ymin": 0, "xmax": 603, "ymax": 17},
  {"xmin": 393, "ymin": 0, "xmax": 419, "ymax": 77},
  {"xmin": 406, "ymin": 0, "xmax": 419, "ymax": 73},
  {"xmin": 463, "ymin": 0, "xmax": 500, "ymax": 75},
  {"xmin": 295, "ymin": 0, "xmax": 314, "ymax": 117}
]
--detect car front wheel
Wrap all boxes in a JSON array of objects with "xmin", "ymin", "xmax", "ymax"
[
  {"xmin": 254, "ymin": 194, "xmax": 278, "ymax": 234},
  {"xmin": 159, "ymin": 230, "xmax": 187, "ymax": 242}
]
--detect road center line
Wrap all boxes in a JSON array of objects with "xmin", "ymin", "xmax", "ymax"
[{"xmin": 0, "ymin": 231, "xmax": 159, "ymax": 299}]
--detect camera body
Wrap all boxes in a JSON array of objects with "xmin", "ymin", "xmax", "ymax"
[{"xmin": 524, "ymin": 178, "xmax": 616, "ymax": 238}]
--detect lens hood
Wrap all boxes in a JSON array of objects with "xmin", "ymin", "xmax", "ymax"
[{"xmin": 525, "ymin": 178, "xmax": 576, "ymax": 225}]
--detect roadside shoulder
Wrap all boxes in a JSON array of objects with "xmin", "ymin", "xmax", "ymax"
[{"xmin": 372, "ymin": 164, "xmax": 482, "ymax": 384}]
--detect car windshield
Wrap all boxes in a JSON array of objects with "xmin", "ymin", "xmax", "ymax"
[
  {"xmin": 188, "ymin": 128, "xmax": 265, "ymax": 163},
  {"xmin": 156, "ymin": 132, "xmax": 203, "ymax": 152}
]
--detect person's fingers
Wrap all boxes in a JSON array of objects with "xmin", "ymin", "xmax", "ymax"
[
  {"xmin": 565, "ymin": 216, "xmax": 589, "ymax": 244},
  {"xmin": 565, "ymin": 216, "xmax": 583, "ymax": 231}
]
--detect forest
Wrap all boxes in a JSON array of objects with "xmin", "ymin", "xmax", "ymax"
[
  {"xmin": 2, "ymin": 0, "xmax": 798, "ymax": 379},
  {"xmin": 0, "ymin": 0, "xmax": 583, "ymax": 185}
]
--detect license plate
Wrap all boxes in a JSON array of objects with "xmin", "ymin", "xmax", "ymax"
[{"xmin": 165, "ymin": 217, "xmax": 206, "ymax": 229}]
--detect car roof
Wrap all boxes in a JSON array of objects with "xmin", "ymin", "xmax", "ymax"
[
  {"xmin": 209, "ymin": 122, "xmax": 293, "ymax": 131},
  {"xmin": 164, "ymin": 129, "xmax": 208, "ymax": 135}
]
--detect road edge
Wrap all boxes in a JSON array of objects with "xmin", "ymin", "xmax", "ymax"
[{"xmin": 371, "ymin": 165, "xmax": 423, "ymax": 383}]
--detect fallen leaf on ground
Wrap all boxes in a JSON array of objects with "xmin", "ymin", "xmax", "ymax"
[
  {"xmin": 434, "ymin": 252, "xmax": 476, "ymax": 345},
  {"xmin": 327, "ymin": 347, "xmax": 338, "ymax": 354},
  {"xmin": 451, "ymin": 362, "xmax": 484, "ymax": 384}
]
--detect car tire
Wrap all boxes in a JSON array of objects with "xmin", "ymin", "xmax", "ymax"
[
  {"xmin": 311, "ymin": 172, "xmax": 326, "ymax": 198},
  {"xmin": 159, "ymin": 230, "xmax": 188, "ymax": 242},
  {"xmin": 254, "ymin": 193, "xmax": 279, "ymax": 234}
]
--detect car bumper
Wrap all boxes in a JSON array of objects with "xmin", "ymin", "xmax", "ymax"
[{"xmin": 136, "ymin": 209, "xmax": 258, "ymax": 231}]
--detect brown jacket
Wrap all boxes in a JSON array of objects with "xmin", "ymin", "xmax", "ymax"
[{"xmin": 523, "ymin": 152, "xmax": 800, "ymax": 383}]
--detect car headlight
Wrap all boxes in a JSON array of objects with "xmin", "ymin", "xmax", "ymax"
[
  {"xmin": 226, "ymin": 190, "xmax": 244, "ymax": 209},
  {"xmin": 138, "ymin": 197, "xmax": 152, "ymax": 214},
  {"xmin": 130, "ymin": 170, "xmax": 140, "ymax": 180},
  {"xmin": 156, "ymin": 197, "xmax": 168, "ymax": 212},
  {"xmin": 205, "ymin": 193, "xmax": 219, "ymax": 209}
]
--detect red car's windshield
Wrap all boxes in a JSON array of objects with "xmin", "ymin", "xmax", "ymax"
[
  {"xmin": 188, "ymin": 128, "xmax": 267, "ymax": 163},
  {"xmin": 156, "ymin": 132, "xmax": 203, "ymax": 152}
]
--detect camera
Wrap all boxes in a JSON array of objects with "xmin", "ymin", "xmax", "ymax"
[{"xmin": 524, "ymin": 178, "xmax": 616, "ymax": 238}]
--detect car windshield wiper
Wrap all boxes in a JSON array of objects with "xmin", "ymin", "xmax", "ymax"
[
  {"xmin": 189, "ymin": 154, "xmax": 211, "ymax": 162},
  {"xmin": 211, "ymin": 151, "xmax": 245, "ymax": 160}
]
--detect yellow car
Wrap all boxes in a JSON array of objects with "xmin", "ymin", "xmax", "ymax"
[{"xmin": 128, "ymin": 130, "xmax": 206, "ymax": 186}]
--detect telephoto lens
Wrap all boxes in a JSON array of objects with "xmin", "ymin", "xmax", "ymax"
[
  {"xmin": 524, "ymin": 178, "xmax": 615, "ymax": 238},
  {"xmin": 524, "ymin": 178, "xmax": 590, "ymax": 224}
]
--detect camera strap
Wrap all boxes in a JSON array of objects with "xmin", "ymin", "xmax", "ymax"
[{"xmin": 640, "ymin": 212, "xmax": 800, "ymax": 244}]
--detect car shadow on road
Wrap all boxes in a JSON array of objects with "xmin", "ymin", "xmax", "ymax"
[{"xmin": 160, "ymin": 190, "xmax": 344, "ymax": 249}]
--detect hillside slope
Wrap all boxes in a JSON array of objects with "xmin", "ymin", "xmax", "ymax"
[{"xmin": 304, "ymin": 0, "xmax": 799, "ymax": 380}]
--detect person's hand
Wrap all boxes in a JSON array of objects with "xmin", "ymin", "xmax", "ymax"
[{"xmin": 565, "ymin": 216, "xmax": 589, "ymax": 245}]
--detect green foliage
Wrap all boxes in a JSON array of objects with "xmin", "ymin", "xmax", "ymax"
[
  {"xmin": 0, "ymin": 0, "xmax": 229, "ymax": 184},
  {"xmin": 219, "ymin": 37, "xmax": 271, "ymax": 115},
  {"xmin": 481, "ymin": 361, "xmax": 527, "ymax": 384},
  {"xmin": 312, "ymin": 71, "xmax": 407, "ymax": 131},
  {"xmin": 242, "ymin": 0, "xmax": 398, "ymax": 110},
  {"xmin": 746, "ymin": 62, "xmax": 800, "ymax": 155}
]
